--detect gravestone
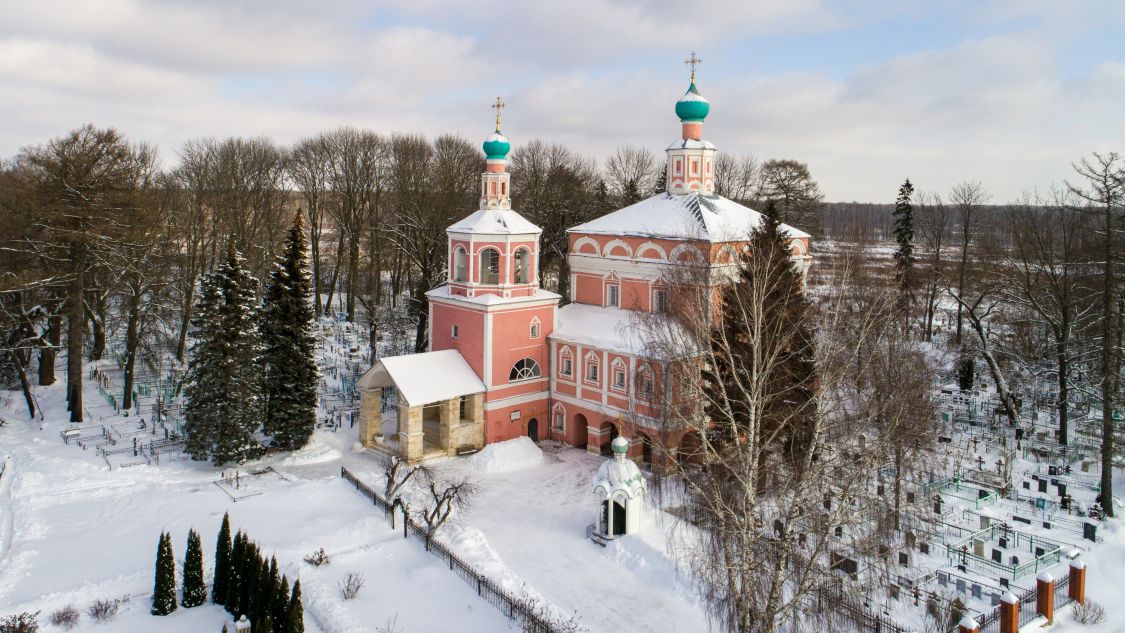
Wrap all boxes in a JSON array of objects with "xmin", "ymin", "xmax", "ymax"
[
  {"xmin": 1035, "ymin": 546, "xmax": 1045, "ymax": 557},
  {"xmin": 899, "ymin": 552, "xmax": 908, "ymax": 566},
  {"xmin": 1043, "ymin": 522, "xmax": 1051, "ymax": 530},
  {"xmin": 907, "ymin": 491, "xmax": 915, "ymax": 503},
  {"xmin": 906, "ymin": 532, "xmax": 916, "ymax": 549},
  {"xmin": 877, "ymin": 484, "xmax": 884, "ymax": 496},
  {"xmin": 920, "ymin": 542, "xmax": 930, "ymax": 555},
  {"xmin": 999, "ymin": 537, "xmax": 1008, "ymax": 548},
  {"xmin": 992, "ymin": 548, "xmax": 1002, "ymax": 563},
  {"xmin": 1011, "ymin": 555, "xmax": 1019, "ymax": 565},
  {"xmin": 971, "ymin": 584, "xmax": 982, "ymax": 599},
  {"xmin": 1038, "ymin": 479, "xmax": 1048, "ymax": 493},
  {"xmin": 1023, "ymin": 481, "xmax": 1031, "ymax": 490},
  {"xmin": 991, "ymin": 593, "xmax": 1001, "ymax": 606},
  {"xmin": 1057, "ymin": 483, "xmax": 1067, "ymax": 497},
  {"xmin": 1084, "ymin": 522, "xmax": 1097, "ymax": 541},
  {"xmin": 938, "ymin": 573, "xmax": 948, "ymax": 587},
  {"xmin": 980, "ymin": 515, "xmax": 990, "ymax": 529},
  {"xmin": 956, "ymin": 579, "xmax": 967, "ymax": 594},
  {"xmin": 973, "ymin": 539, "xmax": 985, "ymax": 557}
]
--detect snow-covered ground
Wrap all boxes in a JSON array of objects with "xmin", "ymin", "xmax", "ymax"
[{"xmin": 0, "ymin": 372, "xmax": 709, "ymax": 633}]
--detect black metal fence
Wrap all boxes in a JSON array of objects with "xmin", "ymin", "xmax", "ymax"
[
  {"xmin": 340, "ymin": 466, "xmax": 568, "ymax": 633},
  {"xmin": 972, "ymin": 573, "xmax": 1073, "ymax": 633},
  {"xmin": 815, "ymin": 578, "xmax": 913, "ymax": 633}
]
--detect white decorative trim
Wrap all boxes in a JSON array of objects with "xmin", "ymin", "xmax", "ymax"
[
  {"xmin": 602, "ymin": 239, "xmax": 633, "ymax": 259},
  {"xmin": 483, "ymin": 389, "xmax": 550, "ymax": 411},
  {"xmin": 669, "ymin": 243, "xmax": 705, "ymax": 263},
  {"xmin": 573, "ymin": 236, "xmax": 600, "ymax": 255},
  {"xmin": 483, "ymin": 312, "xmax": 493, "ymax": 387},
  {"xmin": 635, "ymin": 241, "xmax": 668, "ymax": 261}
]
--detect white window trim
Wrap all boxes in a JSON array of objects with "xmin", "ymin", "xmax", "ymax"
[
  {"xmin": 611, "ymin": 359, "xmax": 627, "ymax": 393},
  {"xmin": 530, "ymin": 316, "xmax": 541, "ymax": 339},
  {"xmin": 552, "ymin": 404, "xmax": 566, "ymax": 432},
  {"xmin": 584, "ymin": 351, "xmax": 600, "ymax": 384},
  {"xmin": 451, "ymin": 325, "xmax": 459, "ymax": 339},
  {"xmin": 509, "ymin": 357, "xmax": 543, "ymax": 383}
]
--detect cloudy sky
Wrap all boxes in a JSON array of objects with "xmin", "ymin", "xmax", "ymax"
[{"xmin": 1, "ymin": 0, "xmax": 1122, "ymax": 201}]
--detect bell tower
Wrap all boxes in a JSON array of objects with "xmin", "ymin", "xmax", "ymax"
[{"xmin": 665, "ymin": 51, "xmax": 717, "ymax": 195}]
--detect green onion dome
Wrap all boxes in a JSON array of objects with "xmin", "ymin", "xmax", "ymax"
[
  {"xmin": 675, "ymin": 82, "xmax": 710, "ymax": 122},
  {"xmin": 482, "ymin": 132, "xmax": 511, "ymax": 160}
]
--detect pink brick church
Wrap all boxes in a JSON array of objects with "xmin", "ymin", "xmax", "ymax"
[{"xmin": 357, "ymin": 67, "xmax": 811, "ymax": 465}]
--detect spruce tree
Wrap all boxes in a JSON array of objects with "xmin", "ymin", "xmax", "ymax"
[
  {"xmin": 182, "ymin": 528, "xmax": 207, "ymax": 607},
  {"xmin": 184, "ymin": 244, "xmax": 265, "ymax": 465},
  {"xmin": 212, "ymin": 512, "xmax": 232, "ymax": 605},
  {"xmin": 262, "ymin": 213, "xmax": 319, "ymax": 450},
  {"xmin": 240, "ymin": 543, "xmax": 260, "ymax": 619},
  {"xmin": 284, "ymin": 580, "xmax": 305, "ymax": 633},
  {"xmin": 892, "ymin": 178, "xmax": 917, "ymax": 305},
  {"xmin": 262, "ymin": 557, "xmax": 280, "ymax": 626},
  {"xmin": 258, "ymin": 612, "xmax": 274, "ymax": 633},
  {"xmin": 226, "ymin": 531, "xmax": 245, "ymax": 615},
  {"xmin": 151, "ymin": 532, "xmax": 178, "ymax": 615},
  {"xmin": 273, "ymin": 575, "xmax": 291, "ymax": 633},
  {"xmin": 703, "ymin": 201, "xmax": 817, "ymax": 464}
]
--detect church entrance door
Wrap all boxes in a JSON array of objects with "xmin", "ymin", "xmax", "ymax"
[{"xmin": 527, "ymin": 418, "xmax": 539, "ymax": 442}]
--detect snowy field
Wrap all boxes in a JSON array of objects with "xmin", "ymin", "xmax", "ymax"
[{"xmin": 0, "ymin": 374, "xmax": 708, "ymax": 633}]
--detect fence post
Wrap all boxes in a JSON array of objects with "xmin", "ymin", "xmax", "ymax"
[
  {"xmin": 1068, "ymin": 559, "xmax": 1086, "ymax": 604},
  {"xmin": 1036, "ymin": 572, "xmax": 1055, "ymax": 623},
  {"xmin": 999, "ymin": 592, "xmax": 1018, "ymax": 633},
  {"xmin": 958, "ymin": 616, "xmax": 979, "ymax": 633}
]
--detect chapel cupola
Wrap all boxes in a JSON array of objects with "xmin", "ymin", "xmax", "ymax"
[
  {"xmin": 665, "ymin": 52, "xmax": 717, "ymax": 195},
  {"xmin": 480, "ymin": 96, "xmax": 512, "ymax": 210}
]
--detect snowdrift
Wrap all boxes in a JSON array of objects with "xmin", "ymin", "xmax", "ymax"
[{"xmin": 465, "ymin": 437, "xmax": 542, "ymax": 474}]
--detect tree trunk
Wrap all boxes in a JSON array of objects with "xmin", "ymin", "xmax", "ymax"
[
  {"xmin": 1056, "ymin": 333, "xmax": 1069, "ymax": 447},
  {"xmin": 122, "ymin": 293, "xmax": 141, "ymax": 411},
  {"xmin": 66, "ymin": 266, "xmax": 85, "ymax": 422},
  {"xmin": 88, "ymin": 301, "xmax": 105, "ymax": 361},
  {"xmin": 346, "ymin": 235, "xmax": 359, "ymax": 322},
  {"xmin": 8, "ymin": 350, "xmax": 36, "ymax": 419},
  {"xmin": 176, "ymin": 266, "xmax": 198, "ymax": 363},
  {"xmin": 1099, "ymin": 204, "xmax": 1117, "ymax": 516},
  {"xmin": 39, "ymin": 312, "xmax": 59, "ymax": 386},
  {"xmin": 893, "ymin": 445, "xmax": 903, "ymax": 531}
]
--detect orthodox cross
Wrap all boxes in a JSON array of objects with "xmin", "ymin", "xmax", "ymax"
[
  {"xmin": 491, "ymin": 96, "xmax": 506, "ymax": 132},
  {"xmin": 685, "ymin": 51, "xmax": 702, "ymax": 82}
]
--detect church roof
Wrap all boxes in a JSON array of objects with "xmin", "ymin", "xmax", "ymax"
[
  {"xmin": 592, "ymin": 450, "xmax": 646, "ymax": 499},
  {"xmin": 358, "ymin": 349, "xmax": 485, "ymax": 407},
  {"xmin": 448, "ymin": 208, "xmax": 541, "ymax": 236},
  {"xmin": 551, "ymin": 303, "xmax": 696, "ymax": 357},
  {"xmin": 568, "ymin": 192, "xmax": 810, "ymax": 243}
]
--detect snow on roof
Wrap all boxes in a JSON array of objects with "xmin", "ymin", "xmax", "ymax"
[
  {"xmin": 550, "ymin": 303, "xmax": 694, "ymax": 357},
  {"xmin": 593, "ymin": 452, "xmax": 646, "ymax": 499},
  {"xmin": 666, "ymin": 138, "xmax": 716, "ymax": 151},
  {"xmin": 426, "ymin": 285, "xmax": 561, "ymax": 306},
  {"xmin": 448, "ymin": 208, "xmax": 541, "ymax": 235},
  {"xmin": 358, "ymin": 349, "xmax": 485, "ymax": 407},
  {"xmin": 568, "ymin": 192, "xmax": 810, "ymax": 243}
]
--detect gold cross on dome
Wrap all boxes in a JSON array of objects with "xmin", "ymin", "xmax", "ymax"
[
  {"xmin": 685, "ymin": 51, "xmax": 702, "ymax": 82},
  {"xmin": 491, "ymin": 96, "xmax": 506, "ymax": 132}
]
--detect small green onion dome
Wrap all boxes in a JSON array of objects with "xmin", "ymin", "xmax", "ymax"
[
  {"xmin": 675, "ymin": 82, "xmax": 710, "ymax": 122},
  {"xmin": 482, "ymin": 132, "xmax": 511, "ymax": 160},
  {"xmin": 611, "ymin": 436, "xmax": 629, "ymax": 454}
]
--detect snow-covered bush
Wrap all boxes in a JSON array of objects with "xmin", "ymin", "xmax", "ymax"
[
  {"xmin": 1073, "ymin": 600, "xmax": 1106, "ymax": 625},
  {"xmin": 338, "ymin": 571, "xmax": 366, "ymax": 600},
  {"xmin": 0, "ymin": 611, "xmax": 39, "ymax": 633},
  {"xmin": 303, "ymin": 547, "xmax": 329, "ymax": 566},
  {"xmin": 48, "ymin": 606, "xmax": 78, "ymax": 629},
  {"xmin": 86, "ymin": 598, "xmax": 124, "ymax": 623}
]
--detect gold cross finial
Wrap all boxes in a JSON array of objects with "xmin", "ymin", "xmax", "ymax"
[
  {"xmin": 685, "ymin": 51, "xmax": 702, "ymax": 82},
  {"xmin": 491, "ymin": 96, "xmax": 506, "ymax": 133}
]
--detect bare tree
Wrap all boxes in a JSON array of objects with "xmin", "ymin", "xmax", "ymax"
[
  {"xmin": 288, "ymin": 135, "xmax": 332, "ymax": 316},
  {"xmin": 713, "ymin": 153, "xmax": 759, "ymax": 205},
  {"xmin": 949, "ymin": 181, "xmax": 991, "ymax": 344},
  {"xmin": 1001, "ymin": 192, "xmax": 1095, "ymax": 445},
  {"xmin": 604, "ymin": 145, "xmax": 659, "ymax": 207},
  {"xmin": 1066, "ymin": 152, "xmax": 1124, "ymax": 516},
  {"xmin": 916, "ymin": 191, "xmax": 951, "ymax": 340},
  {"xmin": 420, "ymin": 477, "xmax": 477, "ymax": 541}
]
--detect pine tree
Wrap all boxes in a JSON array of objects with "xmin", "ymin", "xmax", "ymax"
[
  {"xmin": 184, "ymin": 244, "xmax": 265, "ymax": 465},
  {"xmin": 151, "ymin": 532, "xmax": 178, "ymax": 615},
  {"xmin": 892, "ymin": 178, "xmax": 917, "ymax": 305},
  {"xmin": 240, "ymin": 543, "xmax": 259, "ymax": 619},
  {"xmin": 284, "ymin": 580, "xmax": 304, "ymax": 633},
  {"xmin": 273, "ymin": 575, "xmax": 290, "ymax": 633},
  {"xmin": 182, "ymin": 528, "xmax": 207, "ymax": 607},
  {"xmin": 213, "ymin": 513, "xmax": 232, "ymax": 605},
  {"xmin": 258, "ymin": 612, "xmax": 274, "ymax": 633},
  {"xmin": 262, "ymin": 557, "xmax": 280, "ymax": 627},
  {"xmin": 251, "ymin": 551, "xmax": 270, "ymax": 624},
  {"xmin": 261, "ymin": 213, "xmax": 319, "ymax": 450}
]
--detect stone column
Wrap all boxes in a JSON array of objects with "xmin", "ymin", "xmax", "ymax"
[
  {"xmin": 999, "ymin": 592, "xmax": 1019, "ymax": 633},
  {"xmin": 466, "ymin": 392, "xmax": 485, "ymax": 449},
  {"xmin": 1036, "ymin": 572, "xmax": 1055, "ymax": 622},
  {"xmin": 439, "ymin": 397, "xmax": 458, "ymax": 454},
  {"xmin": 400, "ymin": 392, "xmax": 424, "ymax": 462},
  {"xmin": 958, "ymin": 616, "xmax": 979, "ymax": 633},
  {"xmin": 1068, "ymin": 559, "xmax": 1086, "ymax": 604},
  {"xmin": 358, "ymin": 386, "xmax": 382, "ymax": 447}
]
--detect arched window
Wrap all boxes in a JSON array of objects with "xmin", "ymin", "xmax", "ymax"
[
  {"xmin": 513, "ymin": 248, "xmax": 531, "ymax": 283},
  {"xmin": 559, "ymin": 346, "xmax": 573, "ymax": 377},
  {"xmin": 480, "ymin": 248, "xmax": 500, "ymax": 284},
  {"xmin": 529, "ymin": 317, "xmax": 541, "ymax": 339},
  {"xmin": 453, "ymin": 247, "xmax": 468, "ymax": 282},
  {"xmin": 509, "ymin": 358, "xmax": 542, "ymax": 382},
  {"xmin": 552, "ymin": 404, "xmax": 566, "ymax": 432}
]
